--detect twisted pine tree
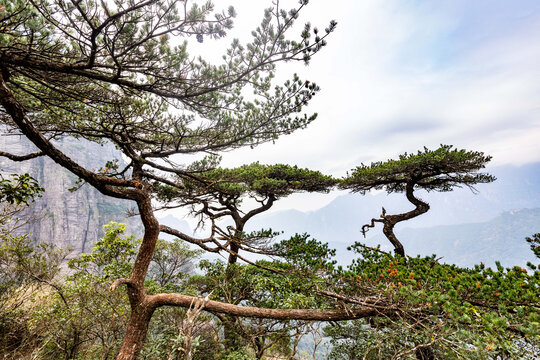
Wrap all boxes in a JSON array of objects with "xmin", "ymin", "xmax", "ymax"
[
  {"xmin": 156, "ymin": 162, "xmax": 337, "ymax": 265},
  {"xmin": 341, "ymin": 145, "xmax": 495, "ymax": 257}
]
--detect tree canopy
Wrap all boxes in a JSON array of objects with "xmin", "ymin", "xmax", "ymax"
[
  {"xmin": 0, "ymin": 0, "xmax": 334, "ymax": 169},
  {"xmin": 341, "ymin": 145, "xmax": 495, "ymax": 256},
  {"xmin": 342, "ymin": 145, "xmax": 495, "ymax": 194},
  {"xmin": 157, "ymin": 162, "xmax": 337, "ymax": 264},
  {"xmin": 156, "ymin": 162, "xmax": 338, "ymax": 210}
]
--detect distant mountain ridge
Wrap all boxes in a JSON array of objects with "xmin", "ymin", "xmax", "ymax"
[{"xmin": 245, "ymin": 207, "xmax": 539, "ymax": 268}]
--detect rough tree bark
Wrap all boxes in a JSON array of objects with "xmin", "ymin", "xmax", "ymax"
[
  {"xmin": 115, "ymin": 192, "xmax": 161, "ymax": 359},
  {"xmin": 362, "ymin": 181, "xmax": 429, "ymax": 257}
]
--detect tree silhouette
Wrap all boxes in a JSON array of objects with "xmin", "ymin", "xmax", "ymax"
[
  {"xmin": 341, "ymin": 145, "xmax": 495, "ymax": 256},
  {"xmin": 157, "ymin": 162, "xmax": 337, "ymax": 264}
]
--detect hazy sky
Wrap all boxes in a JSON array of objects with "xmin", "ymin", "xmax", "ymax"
[{"xmin": 182, "ymin": 0, "xmax": 540, "ymax": 212}]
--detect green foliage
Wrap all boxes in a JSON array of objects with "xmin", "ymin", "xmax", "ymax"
[
  {"xmin": 192, "ymin": 234, "xmax": 340, "ymax": 311},
  {"xmin": 342, "ymin": 145, "xmax": 495, "ymax": 193},
  {"xmin": 220, "ymin": 349, "xmax": 256, "ymax": 360},
  {"xmin": 2, "ymin": 217, "xmax": 539, "ymax": 359},
  {"xmin": 142, "ymin": 306, "xmax": 222, "ymax": 360},
  {"xmin": 341, "ymin": 145, "xmax": 496, "ymax": 257},
  {"xmin": 68, "ymin": 222, "xmax": 136, "ymax": 280},
  {"xmin": 526, "ymin": 233, "xmax": 540, "ymax": 260},
  {"xmin": 0, "ymin": 173, "xmax": 43, "ymax": 205},
  {"xmin": 190, "ymin": 234, "xmax": 339, "ymax": 359},
  {"xmin": 0, "ymin": 221, "xmax": 204, "ymax": 359},
  {"xmin": 326, "ymin": 243, "xmax": 540, "ymax": 359},
  {"xmin": 146, "ymin": 237, "xmax": 203, "ymax": 293},
  {"xmin": 155, "ymin": 163, "xmax": 338, "ymax": 267},
  {"xmin": 273, "ymin": 233, "xmax": 336, "ymax": 272},
  {"xmin": 35, "ymin": 223, "xmax": 137, "ymax": 359},
  {"xmin": 1, "ymin": 0, "xmax": 336, "ymax": 156},
  {"xmin": 0, "ymin": 226, "xmax": 66, "ymax": 358},
  {"xmin": 143, "ymin": 325, "xmax": 196, "ymax": 360},
  {"xmin": 196, "ymin": 259, "xmax": 320, "ymax": 310},
  {"xmin": 0, "ymin": 234, "xmax": 63, "ymax": 296},
  {"xmin": 157, "ymin": 162, "xmax": 338, "ymax": 203}
]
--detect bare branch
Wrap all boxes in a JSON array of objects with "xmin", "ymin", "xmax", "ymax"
[{"xmin": 0, "ymin": 150, "xmax": 44, "ymax": 161}]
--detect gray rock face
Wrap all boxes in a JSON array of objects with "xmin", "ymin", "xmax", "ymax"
[{"xmin": 0, "ymin": 132, "xmax": 142, "ymax": 255}]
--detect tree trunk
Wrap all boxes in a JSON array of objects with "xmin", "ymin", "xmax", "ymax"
[
  {"xmin": 227, "ymin": 222, "xmax": 244, "ymax": 264},
  {"xmin": 228, "ymin": 242, "xmax": 240, "ymax": 264},
  {"xmin": 254, "ymin": 336, "xmax": 265, "ymax": 359},
  {"xmin": 115, "ymin": 192, "xmax": 161, "ymax": 360},
  {"xmin": 116, "ymin": 301, "xmax": 155, "ymax": 360},
  {"xmin": 382, "ymin": 222, "xmax": 406, "ymax": 257},
  {"xmin": 379, "ymin": 181, "xmax": 429, "ymax": 257}
]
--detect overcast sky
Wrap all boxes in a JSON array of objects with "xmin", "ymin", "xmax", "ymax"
[{"xmin": 181, "ymin": 0, "xmax": 540, "ymax": 212}]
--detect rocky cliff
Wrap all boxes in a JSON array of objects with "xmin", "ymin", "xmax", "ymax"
[{"xmin": 0, "ymin": 132, "xmax": 142, "ymax": 255}]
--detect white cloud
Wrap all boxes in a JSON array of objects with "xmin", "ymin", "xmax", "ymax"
[{"xmin": 188, "ymin": 0, "xmax": 540, "ymax": 211}]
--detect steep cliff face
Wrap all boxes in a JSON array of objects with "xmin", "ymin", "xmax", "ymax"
[{"xmin": 0, "ymin": 133, "xmax": 142, "ymax": 255}]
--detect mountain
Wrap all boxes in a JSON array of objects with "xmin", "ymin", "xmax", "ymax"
[
  {"xmin": 0, "ymin": 133, "xmax": 142, "ymax": 255},
  {"xmin": 247, "ymin": 207, "xmax": 540, "ymax": 268}
]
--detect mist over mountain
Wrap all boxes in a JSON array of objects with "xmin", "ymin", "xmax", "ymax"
[
  {"xmin": 244, "ymin": 162, "xmax": 540, "ymax": 267},
  {"xmin": 2, "ymin": 129, "xmax": 539, "ymax": 269},
  {"xmin": 157, "ymin": 214, "xmax": 193, "ymax": 239}
]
